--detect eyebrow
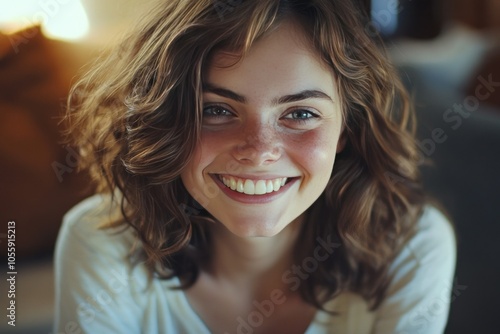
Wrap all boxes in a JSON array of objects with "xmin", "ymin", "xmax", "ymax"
[{"xmin": 202, "ymin": 83, "xmax": 333, "ymax": 106}]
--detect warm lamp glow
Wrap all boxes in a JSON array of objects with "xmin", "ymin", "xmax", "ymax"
[{"xmin": 0, "ymin": 0, "xmax": 89, "ymax": 41}]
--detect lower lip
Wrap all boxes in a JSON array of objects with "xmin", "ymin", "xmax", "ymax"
[{"xmin": 211, "ymin": 175, "xmax": 298, "ymax": 204}]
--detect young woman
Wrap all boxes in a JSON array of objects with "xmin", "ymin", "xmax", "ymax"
[{"xmin": 54, "ymin": 0, "xmax": 456, "ymax": 333}]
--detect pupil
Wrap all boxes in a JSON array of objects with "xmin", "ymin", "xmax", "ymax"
[{"xmin": 296, "ymin": 111, "xmax": 307, "ymax": 118}]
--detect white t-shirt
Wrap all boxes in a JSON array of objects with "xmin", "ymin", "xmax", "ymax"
[{"xmin": 54, "ymin": 194, "xmax": 456, "ymax": 334}]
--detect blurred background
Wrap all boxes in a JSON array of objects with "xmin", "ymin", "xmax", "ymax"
[{"xmin": 0, "ymin": 0, "xmax": 498, "ymax": 333}]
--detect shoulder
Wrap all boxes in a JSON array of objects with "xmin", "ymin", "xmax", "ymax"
[
  {"xmin": 370, "ymin": 205, "xmax": 457, "ymax": 333},
  {"xmin": 54, "ymin": 193, "xmax": 146, "ymax": 299},
  {"xmin": 402, "ymin": 205, "xmax": 456, "ymax": 267},
  {"xmin": 61, "ymin": 192, "xmax": 122, "ymax": 233},
  {"xmin": 57, "ymin": 193, "xmax": 136, "ymax": 260},
  {"xmin": 387, "ymin": 205, "xmax": 456, "ymax": 290},
  {"xmin": 54, "ymin": 194, "xmax": 151, "ymax": 332}
]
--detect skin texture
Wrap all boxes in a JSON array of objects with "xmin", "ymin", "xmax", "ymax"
[
  {"xmin": 180, "ymin": 20, "xmax": 346, "ymax": 333},
  {"xmin": 181, "ymin": 21, "xmax": 344, "ymax": 238}
]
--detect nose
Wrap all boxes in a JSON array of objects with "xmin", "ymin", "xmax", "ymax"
[{"xmin": 232, "ymin": 120, "xmax": 282, "ymax": 166}]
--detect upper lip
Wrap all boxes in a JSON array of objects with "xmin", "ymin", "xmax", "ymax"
[{"xmin": 212, "ymin": 173, "xmax": 297, "ymax": 180}]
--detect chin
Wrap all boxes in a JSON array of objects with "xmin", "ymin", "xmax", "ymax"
[{"xmin": 217, "ymin": 215, "xmax": 289, "ymax": 238}]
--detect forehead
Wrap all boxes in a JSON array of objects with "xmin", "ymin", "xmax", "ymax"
[{"xmin": 204, "ymin": 21, "xmax": 337, "ymax": 101}]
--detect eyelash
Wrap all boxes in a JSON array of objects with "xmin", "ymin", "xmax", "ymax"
[{"xmin": 202, "ymin": 104, "xmax": 319, "ymax": 124}]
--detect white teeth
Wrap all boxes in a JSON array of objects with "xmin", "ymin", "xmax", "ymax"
[
  {"xmin": 243, "ymin": 179, "xmax": 255, "ymax": 195},
  {"xmin": 273, "ymin": 179, "xmax": 281, "ymax": 191},
  {"xmin": 255, "ymin": 180, "xmax": 267, "ymax": 195},
  {"xmin": 266, "ymin": 180, "xmax": 274, "ymax": 193},
  {"xmin": 219, "ymin": 175, "xmax": 290, "ymax": 196},
  {"xmin": 237, "ymin": 179, "xmax": 244, "ymax": 192}
]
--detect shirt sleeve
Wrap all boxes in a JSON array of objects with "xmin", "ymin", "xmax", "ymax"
[
  {"xmin": 53, "ymin": 194, "xmax": 146, "ymax": 334},
  {"xmin": 371, "ymin": 206, "xmax": 457, "ymax": 334}
]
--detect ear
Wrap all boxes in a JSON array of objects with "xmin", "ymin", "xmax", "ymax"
[{"xmin": 336, "ymin": 129, "xmax": 347, "ymax": 153}]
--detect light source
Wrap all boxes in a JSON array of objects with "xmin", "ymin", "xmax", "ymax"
[{"xmin": 0, "ymin": 0, "xmax": 89, "ymax": 41}]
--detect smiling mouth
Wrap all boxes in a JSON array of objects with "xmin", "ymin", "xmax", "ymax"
[{"xmin": 216, "ymin": 174, "xmax": 293, "ymax": 195}]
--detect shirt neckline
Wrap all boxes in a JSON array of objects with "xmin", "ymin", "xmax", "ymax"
[{"xmin": 170, "ymin": 276, "xmax": 321, "ymax": 333}]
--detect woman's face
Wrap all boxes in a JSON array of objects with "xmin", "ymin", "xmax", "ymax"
[{"xmin": 181, "ymin": 21, "xmax": 344, "ymax": 237}]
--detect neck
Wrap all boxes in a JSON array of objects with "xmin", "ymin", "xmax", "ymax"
[{"xmin": 207, "ymin": 215, "xmax": 304, "ymax": 296}]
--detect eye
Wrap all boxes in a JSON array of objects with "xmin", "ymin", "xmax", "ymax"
[
  {"xmin": 282, "ymin": 109, "xmax": 319, "ymax": 122},
  {"xmin": 202, "ymin": 104, "xmax": 235, "ymax": 125},
  {"xmin": 203, "ymin": 105, "xmax": 233, "ymax": 117}
]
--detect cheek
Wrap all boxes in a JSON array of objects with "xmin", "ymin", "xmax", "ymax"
[
  {"xmin": 188, "ymin": 132, "xmax": 225, "ymax": 171},
  {"xmin": 286, "ymin": 127, "xmax": 340, "ymax": 175},
  {"xmin": 181, "ymin": 138, "xmax": 209, "ymax": 189},
  {"xmin": 182, "ymin": 130, "xmax": 234, "ymax": 192},
  {"xmin": 181, "ymin": 140, "xmax": 219, "ymax": 207}
]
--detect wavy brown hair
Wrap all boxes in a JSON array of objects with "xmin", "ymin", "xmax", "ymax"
[{"xmin": 67, "ymin": 0, "xmax": 425, "ymax": 311}]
